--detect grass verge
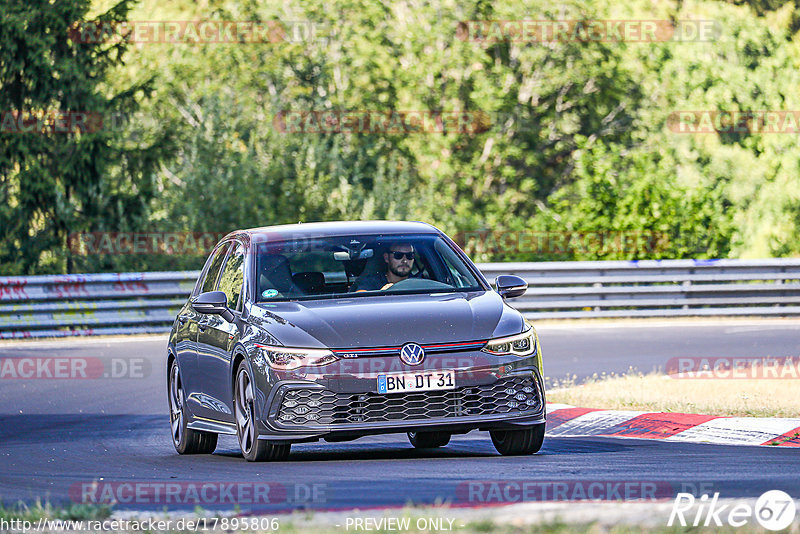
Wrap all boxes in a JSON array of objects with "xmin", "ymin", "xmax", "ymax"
[
  {"xmin": 0, "ymin": 500, "xmax": 111, "ymax": 522},
  {"xmin": 547, "ymin": 371, "xmax": 800, "ymax": 417}
]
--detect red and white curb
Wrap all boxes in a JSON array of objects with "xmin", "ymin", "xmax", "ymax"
[{"xmin": 546, "ymin": 403, "xmax": 800, "ymax": 447}]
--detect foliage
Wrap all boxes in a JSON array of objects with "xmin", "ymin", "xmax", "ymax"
[
  {"xmin": 0, "ymin": 0, "xmax": 171, "ymax": 274},
  {"xmin": 2, "ymin": 0, "xmax": 800, "ymax": 274}
]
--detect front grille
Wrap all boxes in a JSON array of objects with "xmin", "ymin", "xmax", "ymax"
[{"xmin": 274, "ymin": 375, "xmax": 542, "ymax": 427}]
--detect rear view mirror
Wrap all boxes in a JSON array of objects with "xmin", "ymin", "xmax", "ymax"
[
  {"xmin": 495, "ymin": 275, "xmax": 528, "ymax": 299},
  {"xmin": 333, "ymin": 249, "xmax": 374, "ymax": 261},
  {"xmin": 192, "ymin": 291, "xmax": 235, "ymax": 322}
]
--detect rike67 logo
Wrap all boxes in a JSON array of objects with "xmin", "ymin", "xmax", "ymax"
[{"xmin": 669, "ymin": 490, "xmax": 796, "ymax": 530}]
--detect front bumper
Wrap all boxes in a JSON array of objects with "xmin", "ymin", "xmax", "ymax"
[{"xmin": 255, "ymin": 365, "xmax": 546, "ymax": 441}]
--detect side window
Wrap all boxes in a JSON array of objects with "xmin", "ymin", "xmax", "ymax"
[
  {"xmin": 218, "ymin": 243, "xmax": 245, "ymax": 310},
  {"xmin": 193, "ymin": 251, "xmax": 217, "ymax": 296},
  {"xmin": 199, "ymin": 243, "xmax": 231, "ymax": 294},
  {"xmin": 434, "ymin": 240, "xmax": 479, "ymax": 288}
]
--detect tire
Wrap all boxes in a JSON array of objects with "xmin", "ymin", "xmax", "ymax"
[
  {"xmin": 490, "ymin": 423, "xmax": 545, "ymax": 456},
  {"xmin": 168, "ymin": 359, "xmax": 218, "ymax": 454},
  {"xmin": 234, "ymin": 361, "xmax": 291, "ymax": 462},
  {"xmin": 408, "ymin": 431, "xmax": 451, "ymax": 448}
]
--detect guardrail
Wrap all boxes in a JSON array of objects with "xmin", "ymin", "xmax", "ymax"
[
  {"xmin": 480, "ymin": 258, "xmax": 800, "ymax": 319},
  {"xmin": 0, "ymin": 272, "xmax": 199, "ymax": 339},
  {"xmin": 1, "ymin": 259, "xmax": 799, "ymax": 338}
]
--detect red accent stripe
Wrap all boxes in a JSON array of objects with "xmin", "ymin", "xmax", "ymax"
[
  {"xmin": 762, "ymin": 426, "xmax": 800, "ymax": 447},
  {"xmin": 606, "ymin": 413, "xmax": 718, "ymax": 439},
  {"xmin": 332, "ymin": 340, "xmax": 486, "ymax": 354},
  {"xmin": 332, "ymin": 347, "xmax": 400, "ymax": 354},
  {"xmin": 423, "ymin": 341, "xmax": 487, "ymax": 349},
  {"xmin": 546, "ymin": 407, "xmax": 599, "ymax": 430}
]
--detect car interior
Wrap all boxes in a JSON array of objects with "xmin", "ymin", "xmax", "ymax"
[{"xmin": 255, "ymin": 236, "xmax": 468, "ymax": 300}]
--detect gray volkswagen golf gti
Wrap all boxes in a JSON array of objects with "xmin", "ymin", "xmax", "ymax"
[{"xmin": 167, "ymin": 221, "xmax": 545, "ymax": 461}]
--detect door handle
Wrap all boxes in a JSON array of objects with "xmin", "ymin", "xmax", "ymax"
[{"xmin": 178, "ymin": 315, "xmax": 188, "ymax": 325}]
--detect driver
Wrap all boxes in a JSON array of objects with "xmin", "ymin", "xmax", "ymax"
[{"xmin": 349, "ymin": 243, "xmax": 416, "ymax": 292}]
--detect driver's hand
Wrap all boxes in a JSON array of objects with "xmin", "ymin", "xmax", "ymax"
[{"xmin": 380, "ymin": 283, "xmax": 394, "ymax": 290}]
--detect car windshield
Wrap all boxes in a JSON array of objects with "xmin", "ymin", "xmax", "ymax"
[{"xmin": 254, "ymin": 233, "xmax": 483, "ymax": 302}]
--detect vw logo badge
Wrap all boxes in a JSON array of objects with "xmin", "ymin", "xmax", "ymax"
[{"xmin": 399, "ymin": 343, "xmax": 425, "ymax": 365}]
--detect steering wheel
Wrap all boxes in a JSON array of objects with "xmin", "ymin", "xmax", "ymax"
[{"xmin": 384, "ymin": 278, "xmax": 454, "ymax": 291}]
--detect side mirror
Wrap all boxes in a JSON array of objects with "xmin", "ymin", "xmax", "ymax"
[
  {"xmin": 192, "ymin": 291, "xmax": 235, "ymax": 322},
  {"xmin": 495, "ymin": 275, "xmax": 528, "ymax": 299}
]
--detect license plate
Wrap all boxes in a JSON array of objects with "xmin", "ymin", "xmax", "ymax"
[{"xmin": 377, "ymin": 370, "xmax": 456, "ymax": 394}]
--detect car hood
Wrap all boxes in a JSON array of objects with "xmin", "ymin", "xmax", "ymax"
[{"xmin": 247, "ymin": 291, "xmax": 525, "ymax": 348}]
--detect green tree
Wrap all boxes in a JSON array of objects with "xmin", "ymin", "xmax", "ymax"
[{"xmin": 0, "ymin": 0, "xmax": 167, "ymax": 274}]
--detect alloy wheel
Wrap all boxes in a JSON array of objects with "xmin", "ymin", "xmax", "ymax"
[
  {"xmin": 235, "ymin": 367, "xmax": 256, "ymax": 456},
  {"xmin": 168, "ymin": 363, "xmax": 185, "ymax": 447}
]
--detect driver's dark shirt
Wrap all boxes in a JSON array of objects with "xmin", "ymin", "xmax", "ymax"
[{"xmin": 349, "ymin": 272, "xmax": 389, "ymax": 292}]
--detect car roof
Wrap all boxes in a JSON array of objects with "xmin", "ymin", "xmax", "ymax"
[{"xmin": 223, "ymin": 220, "xmax": 442, "ymax": 243}]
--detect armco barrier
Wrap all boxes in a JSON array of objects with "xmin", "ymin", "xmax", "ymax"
[
  {"xmin": 0, "ymin": 272, "xmax": 199, "ymax": 339},
  {"xmin": 1, "ymin": 259, "xmax": 800, "ymax": 338},
  {"xmin": 479, "ymin": 258, "xmax": 800, "ymax": 319}
]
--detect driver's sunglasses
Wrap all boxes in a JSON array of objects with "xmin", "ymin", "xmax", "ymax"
[{"xmin": 391, "ymin": 251, "xmax": 415, "ymax": 260}]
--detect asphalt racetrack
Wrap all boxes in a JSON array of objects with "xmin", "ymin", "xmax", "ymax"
[{"xmin": 0, "ymin": 319, "xmax": 798, "ymax": 512}]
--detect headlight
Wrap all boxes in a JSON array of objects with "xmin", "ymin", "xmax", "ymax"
[
  {"xmin": 253, "ymin": 344, "xmax": 339, "ymax": 370},
  {"xmin": 481, "ymin": 328, "xmax": 536, "ymax": 357}
]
